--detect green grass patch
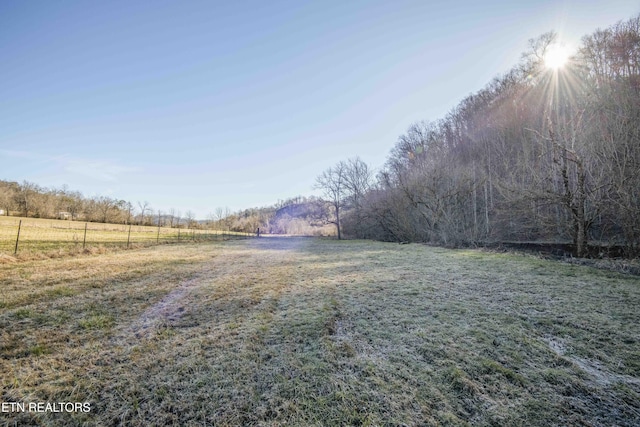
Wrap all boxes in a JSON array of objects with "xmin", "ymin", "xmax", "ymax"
[{"xmin": 78, "ymin": 314, "xmax": 115, "ymax": 330}]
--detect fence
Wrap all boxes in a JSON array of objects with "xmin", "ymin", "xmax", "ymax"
[{"xmin": 0, "ymin": 216, "xmax": 253, "ymax": 255}]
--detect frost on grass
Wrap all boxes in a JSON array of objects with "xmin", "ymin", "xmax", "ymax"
[
  {"xmin": 1, "ymin": 237, "xmax": 639, "ymax": 426},
  {"xmin": 119, "ymin": 276, "xmax": 198, "ymax": 340},
  {"xmin": 544, "ymin": 335, "xmax": 640, "ymax": 387}
]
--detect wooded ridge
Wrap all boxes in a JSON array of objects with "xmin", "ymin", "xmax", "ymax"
[{"xmin": 315, "ymin": 16, "xmax": 640, "ymax": 257}]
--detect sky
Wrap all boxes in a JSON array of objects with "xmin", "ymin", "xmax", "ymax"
[{"xmin": 1, "ymin": 0, "xmax": 639, "ymax": 219}]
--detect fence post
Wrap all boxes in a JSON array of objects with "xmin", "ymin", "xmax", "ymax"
[
  {"xmin": 83, "ymin": 222, "xmax": 88, "ymax": 249},
  {"xmin": 127, "ymin": 224, "xmax": 132, "ymax": 248},
  {"xmin": 14, "ymin": 220, "xmax": 22, "ymax": 254},
  {"xmin": 178, "ymin": 229, "xmax": 181, "ymax": 241},
  {"xmin": 157, "ymin": 225, "xmax": 160, "ymax": 244}
]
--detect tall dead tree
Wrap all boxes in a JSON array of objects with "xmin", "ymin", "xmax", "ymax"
[{"xmin": 315, "ymin": 162, "xmax": 347, "ymax": 239}]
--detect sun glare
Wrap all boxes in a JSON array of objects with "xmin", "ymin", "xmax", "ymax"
[{"xmin": 544, "ymin": 44, "xmax": 571, "ymax": 70}]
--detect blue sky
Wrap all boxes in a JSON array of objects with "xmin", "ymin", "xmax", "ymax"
[{"xmin": 1, "ymin": 0, "xmax": 638, "ymax": 218}]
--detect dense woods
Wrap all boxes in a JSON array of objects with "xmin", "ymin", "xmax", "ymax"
[{"xmin": 317, "ymin": 17, "xmax": 640, "ymax": 257}]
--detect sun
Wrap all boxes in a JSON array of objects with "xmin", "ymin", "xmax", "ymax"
[{"xmin": 544, "ymin": 44, "xmax": 571, "ymax": 70}]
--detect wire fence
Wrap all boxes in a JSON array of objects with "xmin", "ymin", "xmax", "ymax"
[{"xmin": 0, "ymin": 216, "xmax": 253, "ymax": 255}]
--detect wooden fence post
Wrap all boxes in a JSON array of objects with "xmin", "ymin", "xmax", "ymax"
[
  {"xmin": 83, "ymin": 222, "xmax": 88, "ymax": 249},
  {"xmin": 14, "ymin": 220, "xmax": 22, "ymax": 254}
]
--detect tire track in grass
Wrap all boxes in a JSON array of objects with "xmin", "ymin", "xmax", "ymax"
[
  {"xmin": 110, "ymin": 242, "xmax": 262, "ymax": 344},
  {"xmin": 123, "ymin": 275, "xmax": 201, "ymax": 339},
  {"xmin": 544, "ymin": 336, "xmax": 640, "ymax": 387}
]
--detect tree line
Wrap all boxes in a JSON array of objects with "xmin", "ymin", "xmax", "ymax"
[
  {"xmin": 315, "ymin": 16, "xmax": 640, "ymax": 257},
  {"xmin": 0, "ymin": 180, "xmax": 201, "ymax": 228},
  {"xmin": 0, "ymin": 180, "xmax": 331, "ymax": 235}
]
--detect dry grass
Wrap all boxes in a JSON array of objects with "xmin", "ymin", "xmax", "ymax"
[
  {"xmin": 0, "ymin": 216, "xmax": 249, "ymax": 256},
  {"xmin": 1, "ymin": 238, "xmax": 639, "ymax": 426}
]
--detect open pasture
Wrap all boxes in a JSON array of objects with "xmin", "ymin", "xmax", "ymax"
[
  {"xmin": 0, "ymin": 216, "xmax": 248, "ymax": 256},
  {"xmin": 1, "ymin": 237, "xmax": 639, "ymax": 426}
]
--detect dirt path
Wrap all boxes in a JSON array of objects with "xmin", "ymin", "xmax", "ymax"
[{"xmin": 112, "ymin": 237, "xmax": 307, "ymax": 342}]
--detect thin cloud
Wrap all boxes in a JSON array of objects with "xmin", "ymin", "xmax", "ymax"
[
  {"xmin": 62, "ymin": 158, "xmax": 140, "ymax": 182},
  {"xmin": 0, "ymin": 149, "xmax": 47, "ymax": 161},
  {"xmin": 0, "ymin": 150, "xmax": 140, "ymax": 183}
]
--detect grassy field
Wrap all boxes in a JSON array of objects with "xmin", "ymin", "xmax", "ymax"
[
  {"xmin": 1, "ymin": 238, "xmax": 639, "ymax": 426},
  {"xmin": 0, "ymin": 216, "xmax": 249, "ymax": 256}
]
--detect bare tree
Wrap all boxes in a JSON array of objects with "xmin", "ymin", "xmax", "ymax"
[
  {"xmin": 223, "ymin": 207, "xmax": 232, "ymax": 230},
  {"xmin": 341, "ymin": 157, "xmax": 373, "ymax": 238},
  {"xmin": 206, "ymin": 212, "xmax": 216, "ymax": 229},
  {"xmin": 185, "ymin": 210, "xmax": 196, "ymax": 229},
  {"xmin": 343, "ymin": 157, "xmax": 372, "ymax": 209},
  {"xmin": 15, "ymin": 181, "xmax": 39, "ymax": 217},
  {"xmin": 94, "ymin": 196, "xmax": 117, "ymax": 223},
  {"xmin": 137, "ymin": 201, "xmax": 150, "ymax": 225},
  {"xmin": 167, "ymin": 208, "xmax": 177, "ymax": 228},
  {"xmin": 315, "ymin": 162, "xmax": 348, "ymax": 239},
  {"xmin": 215, "ymin": 207, "xmax": 225, "ymax": 221}
]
